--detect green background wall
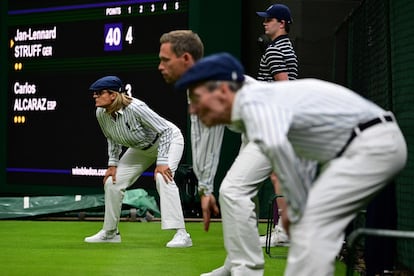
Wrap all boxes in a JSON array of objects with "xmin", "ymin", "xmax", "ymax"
[
  {"xmin": 334, "ymin": 0, "xmax": 414, "ymax": 270},
  {"xmin": 188, "ymin": 0, "xmax": 244, "ymax": 199}
]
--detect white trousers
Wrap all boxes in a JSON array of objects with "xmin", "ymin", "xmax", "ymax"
[
  {"xmin": 219, "ymin": 141, "xmax": 272, "ymax": 276},
  {"xmin": 285, "ymin": 122, "xmax": 407, "ymax": 276},
  {"xmin": 103, "ymin": 126, "xmax": 185, "ymax": 232}
]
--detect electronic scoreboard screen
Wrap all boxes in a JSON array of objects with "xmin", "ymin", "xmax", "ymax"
[{"xmin": 6, "ymin": 0, "xmax": 189, "ymax": 192}]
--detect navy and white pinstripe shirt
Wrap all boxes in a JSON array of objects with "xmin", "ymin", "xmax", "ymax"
[
  {"xmin": 190, "ymin": 115, "xmax": 224, "ymax": 193},
  {"xmin": 96, "ymin": 98, "xmax": 174, "ymax": 166},
  {"xmin": 258, "ymin": 34, "xmax": 298, "ymax": 81},
  {"xmin": 231, "ymin": 79, "xmax": 387, "ymax": 222},
  {"xmin": 190, "ymin": 75, "xmax": 257, "ymax": 195}
]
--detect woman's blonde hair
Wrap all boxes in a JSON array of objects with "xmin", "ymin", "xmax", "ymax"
[{"xmin": 105, "ymin": 90, "xmax": 132, "ymax": 116}]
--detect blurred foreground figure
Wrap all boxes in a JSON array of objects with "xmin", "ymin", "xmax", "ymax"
[{"xmin": 176, "ymin": 53, "xmax": 407, "ymax": 275}]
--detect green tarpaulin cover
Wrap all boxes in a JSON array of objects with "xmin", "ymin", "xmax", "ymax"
[{"xmin": 0, "ymin": 189, "xmax": 160, "ymax": 219}]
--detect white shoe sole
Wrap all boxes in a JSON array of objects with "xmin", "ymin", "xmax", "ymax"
[
  {"xmin": 84, "ymin": 235, "xmax": 121, "ymax": 243},
  {"xmin": 166, "ymin": 241, "xmax": 193, "ymax": 248}
]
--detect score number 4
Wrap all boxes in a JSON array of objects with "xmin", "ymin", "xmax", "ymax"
[{"xmin": 104, "ymin": 23, "xmax": 133, "ymax": 51}]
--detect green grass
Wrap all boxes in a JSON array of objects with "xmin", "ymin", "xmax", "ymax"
[{"xmin": 0, "ymin": 220, "xmax": 347, "ymax": 275}]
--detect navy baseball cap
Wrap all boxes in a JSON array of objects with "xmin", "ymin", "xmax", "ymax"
[
  {"xmin": 256, "ymin": 4, "xmax": 293, "ymax": 23},
  {"xmin": 89, "ymin": 76, "xmax": 123, "ymax": 92},
  {"xmin": 175, "ymin": 52, "xmax": 245, "ymax": 91}
]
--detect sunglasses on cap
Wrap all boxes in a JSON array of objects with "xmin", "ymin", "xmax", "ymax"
[{"xmin": 92, "ymin": 90, "xmax": 110, "ymax": 96}]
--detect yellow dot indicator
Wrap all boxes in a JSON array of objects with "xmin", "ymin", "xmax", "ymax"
[
  {"xmin": 10, "ymin": 39, "xmax": 14, "ymax": 48},
  {"xmin": 14, "ymin": 63, "xmax": 23, "ymax": 71},
  {"xmin": 14, "ymin": 116, "xmax": 26, "ymax": 124}
]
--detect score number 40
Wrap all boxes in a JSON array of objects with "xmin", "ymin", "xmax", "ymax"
[{"xmin": 104, "ymin": 23, "xmax": 133, "ymax": 51}]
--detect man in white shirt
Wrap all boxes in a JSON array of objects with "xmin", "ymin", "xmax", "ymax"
[
  {"xmin": 159, "ymin": 31, "xmax": 274, "ymax": 275},
  {"xmin": 160, "ymin": 30, "xmax": 285, "ymax": 276},
  {"xmin": 175, "ymin": 53, "xmax": 407, "ymax": 275}
]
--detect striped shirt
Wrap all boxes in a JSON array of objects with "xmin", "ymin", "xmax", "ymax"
[
  {"xmin": 190, "ymin": 115, "xmax": 224, "ymax": 194},
  {"xmin": 231, "ymin": 79, "xmax": 387, "ymax": 222},
  {"xmin": 192, "ymin": 75, "xmax": 260, "ymax": 194},
  {"xmin": 96, "ymin": 98, "xmax": 175, "ymax": 166},
  {"xmin": 257, "ymin": 34, "xmax": 298, "ymax": 81}
]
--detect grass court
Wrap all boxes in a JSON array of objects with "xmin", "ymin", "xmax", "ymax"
[{"xmin": 0, "ymin": 220, "xmax": 349, "ymax": 275}]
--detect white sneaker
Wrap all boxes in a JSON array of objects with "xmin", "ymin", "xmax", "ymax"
[
  {"xmin": 166, "ymin": 232, "xmax": 193, "ymax": 248},
  {"xmin": 275, "ymin": 225, "xmax": 289, "ymax": 244},
  {"xmin": 84, "ymin": 230, "xmax": 121, "ymax": 243},
  {"xmin": 200, "ymin": 266, "xmax": 231, "ymax": 276},
  {"xmin": 260, "ymin": 225, "xmax": 289, "ymax": 247},
  {"xmin": 260, "ymin": 230, "xmax": 276, "ymax": 247}
]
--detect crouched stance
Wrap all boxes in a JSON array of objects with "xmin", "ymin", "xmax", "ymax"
[{"xmin": 84, "ymin": 76, "xmax": 192, "ymax": 248}]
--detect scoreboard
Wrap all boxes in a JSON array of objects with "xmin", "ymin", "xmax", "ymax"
[{"xmin": 5, "ymin": 0, "xmax": 189, "ymax": 193}]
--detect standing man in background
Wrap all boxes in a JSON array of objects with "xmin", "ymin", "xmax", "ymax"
[
  {"xmin": 257, "ymin": 3, "xmax": 298, "ymax": 81},
  {"xmin": 256, "ymin": 3, "xmax": 299, "ymax": 246}
]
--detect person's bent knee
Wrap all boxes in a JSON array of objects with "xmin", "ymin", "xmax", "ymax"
[{"xmin": 219, "ymin": 179, "xmax": 240, "ymax": 207}]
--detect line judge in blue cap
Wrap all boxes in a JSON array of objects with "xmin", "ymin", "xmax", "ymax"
[
  {"xmin": 84, "ymin": 75, "xmax": 193, "ymax": 248},
  {"xmin": 176, "ymin": 53, "xmax": 407, "ymax": 276}
]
